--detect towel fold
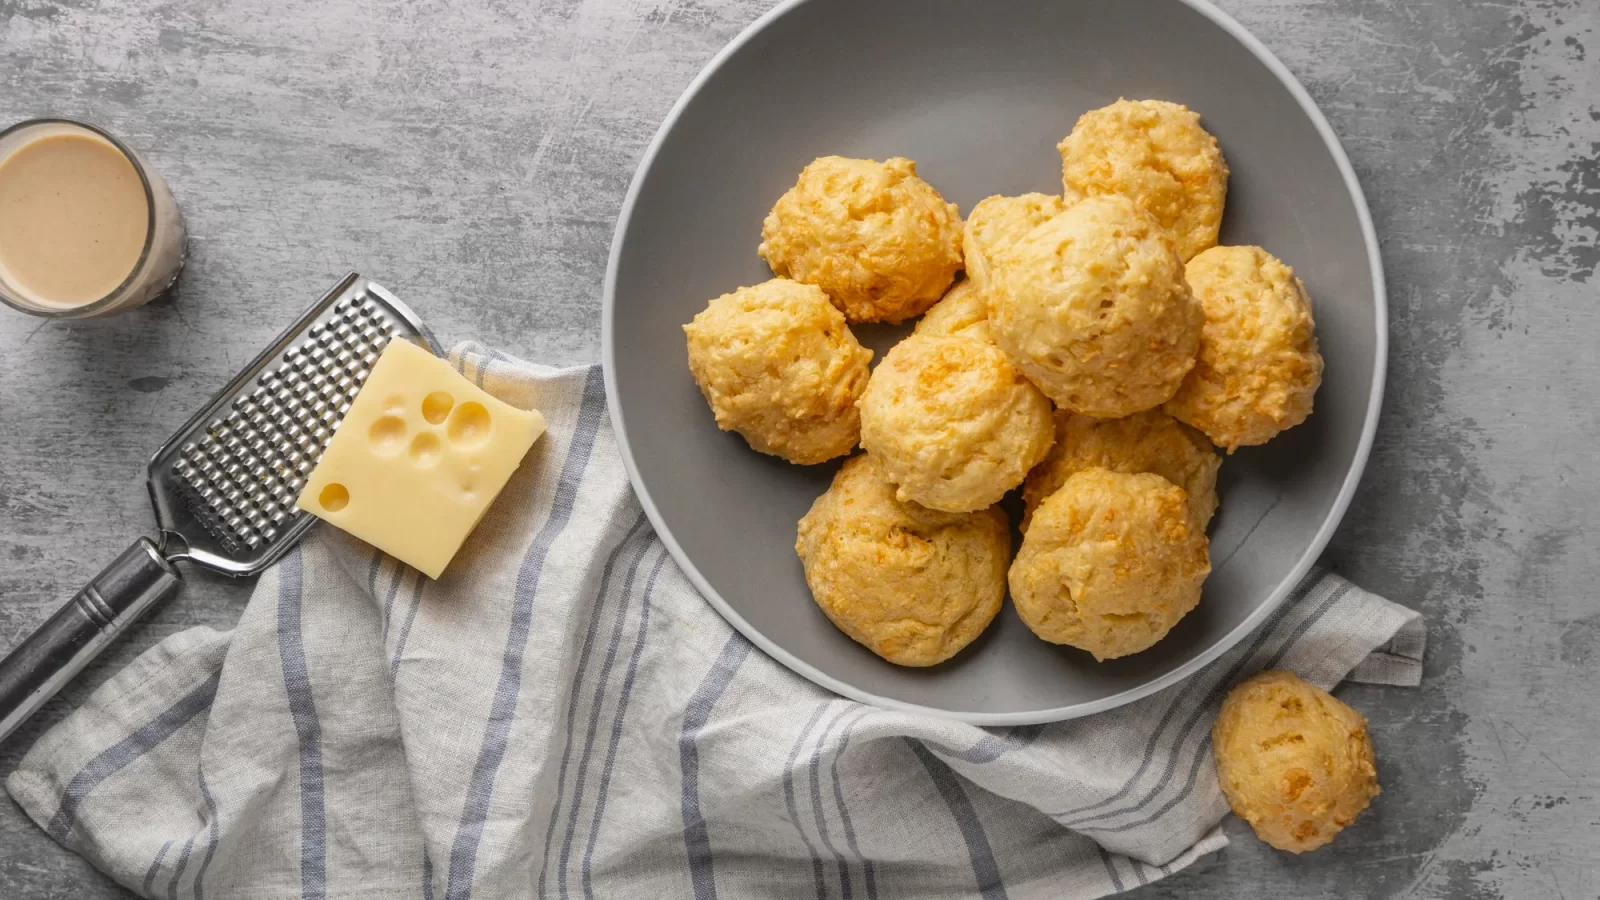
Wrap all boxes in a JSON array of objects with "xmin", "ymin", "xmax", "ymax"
[{"xmin": 5, "ymin": 345, "xmax": 1423, "ymax": 900}]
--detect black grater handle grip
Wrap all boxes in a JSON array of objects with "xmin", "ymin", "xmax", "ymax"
[{"xmin": 0, "ymin": 538, "xmax": 182, "ymax": 746}]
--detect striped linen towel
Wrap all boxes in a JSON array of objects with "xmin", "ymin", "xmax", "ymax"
[{"xmin": 4, "ymin": 345, "xmax": 1424, "ymax": 900}]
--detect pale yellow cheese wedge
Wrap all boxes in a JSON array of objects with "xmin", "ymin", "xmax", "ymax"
[{"xmin": 297, "ymin": 340, "xmax": 546, "ymax": 578}]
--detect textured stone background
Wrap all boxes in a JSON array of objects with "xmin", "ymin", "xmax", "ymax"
[{"xmin": 1, "ymin": 0, "xmax": 1596, "ymax": 897}]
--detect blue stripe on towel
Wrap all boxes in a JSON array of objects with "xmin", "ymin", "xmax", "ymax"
[{"xmin": 680, "ymin": 634, "xmax": 752, "ymax": 900}]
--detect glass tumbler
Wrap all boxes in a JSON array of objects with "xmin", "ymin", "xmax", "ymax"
[{"xmin": 0, "ymin": 118, "xmax": 186, "ymax": 319}]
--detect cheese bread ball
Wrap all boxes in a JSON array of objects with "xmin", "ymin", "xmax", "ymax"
[
  {"xmin": 1164, "ymin": 246, "xmax": 1324, "ymax": 452},
  {"xmin": 859, "ymin": 333, "xmax": 1055, "ymax": 512},
  {"xmin": 1058, "ymin": 98, "xmax": 1229, "ymax": 261},
  {"xmin": 758, "ymin": 156, "xmax": 964, "ymax": 324},
  {"xmin": 1009, "ymin": 468, "xmax": 1209, "ymax": 660},
  {"xmin": 795, "ymin": 454, "xmax": 1010, "ymax": 666},
  {"xmin": 1022, "ymin": 409, "xmax": 1220, "ymax": 532},
  {"xmin": 963, "ymin": 193, "xmax": 1067, "ymax": 298},
  {"xmin": 914, "ymin": 278, "xmax": 993, "ymax": 345},
  {"xmin": 1213, "ymin": 670, "xmax": 1380, "ymax": 853},
  {"xmin": 988, "ymin": 195, "xmax": 1203, "ymax": 417},
  {"xmin": 683, "ymin": 278, "xmax": 873, "ymax": 465}
]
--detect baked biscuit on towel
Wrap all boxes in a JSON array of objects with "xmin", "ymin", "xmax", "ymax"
[
  {"xmin": 1165, "ymin": 245, "xmax": 1324, "ymax": 452},
  {"xmin": 796, "ymin": 454, "xmax": 1009, "ymax": 667},
  {"xmin": 1213, "ymin": 670, "xmax": 1380, "ymax": 853},
  {"xmin": 1058, "ymin": 98, "xmax": 1229, "ymax": 261},
  {"xmin": 988, "ymin": 195, "xmax": 1203, "ymax": 417},
  {"xmin": 683, "ymin": 278, "xmax": 872, "ymax": 465},
  {"xmin": 859, "ymin": 333, "xmax": 1054, "ymax": 513},
  {"xmin": 1021, "ymin": 409, "xmax": 1219, "ymax": 532},
  {"xmin": 1009, "ymin": 468, "xmax": 1209, "ymax": 660},
  {"xmin": 962, "ymin": 192, "xmax": 1066, "ymax": 299},
  {"xmin": 759, "ymin": 156, "xmax": 963, "ymax": 324}
]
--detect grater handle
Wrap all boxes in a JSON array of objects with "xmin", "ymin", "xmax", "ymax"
[{"xmin": 0, "ymin": 538, "xmax": 182, "ymax": 746}]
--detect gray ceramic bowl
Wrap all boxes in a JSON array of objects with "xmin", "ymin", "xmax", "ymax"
[{"xmin": 603, "ymin": 0, "xmax": 1385, "ymax": 724}]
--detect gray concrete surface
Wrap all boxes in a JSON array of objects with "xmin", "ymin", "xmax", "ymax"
[{"xmin": 0, "ymin": 0, "xmax": 1595, "ymax": 896}]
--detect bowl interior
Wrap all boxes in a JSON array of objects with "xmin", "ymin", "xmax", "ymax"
[{"xmin": 606, "ymin": 0, "xmax": 1380, "ymax": 721}]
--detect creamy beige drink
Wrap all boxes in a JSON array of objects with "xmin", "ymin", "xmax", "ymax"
[{"xmin": 0, "ymin": 120, "xmax": 185, "ymax": 317}]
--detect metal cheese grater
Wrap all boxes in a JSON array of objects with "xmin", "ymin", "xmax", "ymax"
[{"xmin": 0, "ymin": 273, "xmax": 439, "ymax": 744}]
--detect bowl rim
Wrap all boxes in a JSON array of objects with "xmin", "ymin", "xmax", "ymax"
[{"xmin": 601, "ymin": 0, "xmax": 1388, "ymax": 725}]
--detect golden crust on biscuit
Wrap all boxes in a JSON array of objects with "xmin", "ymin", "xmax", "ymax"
[
  {"xmin": 859, "ymin": 333, "xmax": 1055, "ymax": 512},
  {"xmin": 683, "ymin": 278, "xmax": 873, "ymax": 465},
  {"xmin": 1022, "ymin": 409, "xmax": 1219, "ymax": 532},
  {"xmin": 988, "ymin": 195, "xmax": 1203, "ymax": 417},
  {"xmin": 759, "ymin": 156, "xmax": 963, "ymax": 324},
  {"xmin": 1164, "ymin": 246, "xmax": 1324, "ymax": 451},
  {"xmin": 914, "ymin": 278, "xmax": 994, "ymax": 345},
  {"xmin": 795, "ymin": 455, "xmax": 1010, "ymax": 666},
  {"xmin": 1058, "ymin": 98, "xmax": 1228, "ymax": 261},
  {"xmin": 1212, "ymin": 670, "xmax": 1379, "ymax": 853},
  {"xmin": 963, "ymin": 193, "xmax": 1067, "ymax": 300},
  {"xmin": 1008, "ymin": 468, "xmax": 1209, "ymax": 660}
]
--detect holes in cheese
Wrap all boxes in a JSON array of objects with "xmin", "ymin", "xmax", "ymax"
[
  {"xmin": 447, "ymin": 401, "xmax": 492, "ymax": 448},
  {"xmin": 319, "ymin": 483, "xmax": 350, "ymax": 512},
  {"xmin": 295, "ymin": 340, "xmax": 547, "ymax": 579},
  {"xmin": 369, "ymin": 415, "xmax": 407, "ymax": 454},
  {"xmin": 422, "ymin": 391, "xmax": 454, "ymax": 424},
  {"xmin": 409, "ymin": 432, "xmax": 443, "ymax": 467}
]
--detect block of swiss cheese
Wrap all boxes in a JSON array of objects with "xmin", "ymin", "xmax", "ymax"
[{"xmin": 297, "ymin": 340, "xmax": 546, "ymax": 578}]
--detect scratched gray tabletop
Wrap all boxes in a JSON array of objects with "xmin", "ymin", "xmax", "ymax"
[{"xmin": 1, "ymin": 0, "xmax": 1596, "ymax": 897}]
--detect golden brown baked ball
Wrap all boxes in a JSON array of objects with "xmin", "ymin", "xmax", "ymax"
[
  {"xmin": 914, "ymin": 278, "xmax": 993, "ymax": 345},
  {"xmin": 1058, "ymin": 98, "xmax": 1229, "ymax": 261},
  {"xmin": 1022, "ymin": 409, "xmax": 1219, "ymax": 532},
  {"xmin": 683, "ymin": 278, "xmax": 873, "ymax": 465},
  {"xmin": 1212, "ymin": 670, "xmax": 1380, "ymax": 853},
  {"xmin": 987, "ymin": 195, "xmax": 1203, "ymax": 417},
  {"xmin": 795, "ymin": 454, "xmax": 1010, "ymax": 666},
  {"xmin": 859, "ymin": 333, "xmax": 1055, "ymax": 512},
  {"xmin": 1009, "ymin": 468, "xmax": 1209, "ymax": 660},
  {"xmin": 1164, "ymin": 246, "xmax": 1324, "ymax": 452},
  {"xmin": 758, "ymin": 156, "xmax": 964, "ymax": 324},
  {"xmin": 963, "ymin": 193, "xmax": 1067, "ymax": 299}
]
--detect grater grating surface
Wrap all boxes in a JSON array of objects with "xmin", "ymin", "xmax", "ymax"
[
  {"xmin": 148, "ymin": 273, "xmax": 439, "ymax": 576},
  {"xmin": 175, "ymin": 299, "xmax": 391, "ymax": 550}
]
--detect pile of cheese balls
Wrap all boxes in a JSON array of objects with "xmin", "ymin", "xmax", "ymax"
[
  {"xmin": 685, "ymin": 98, "xmax": 1378, "ymax": 853},
  {"xmin": 686, "ymin": 96, "xmax": 1324, "ymax": 666}
]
